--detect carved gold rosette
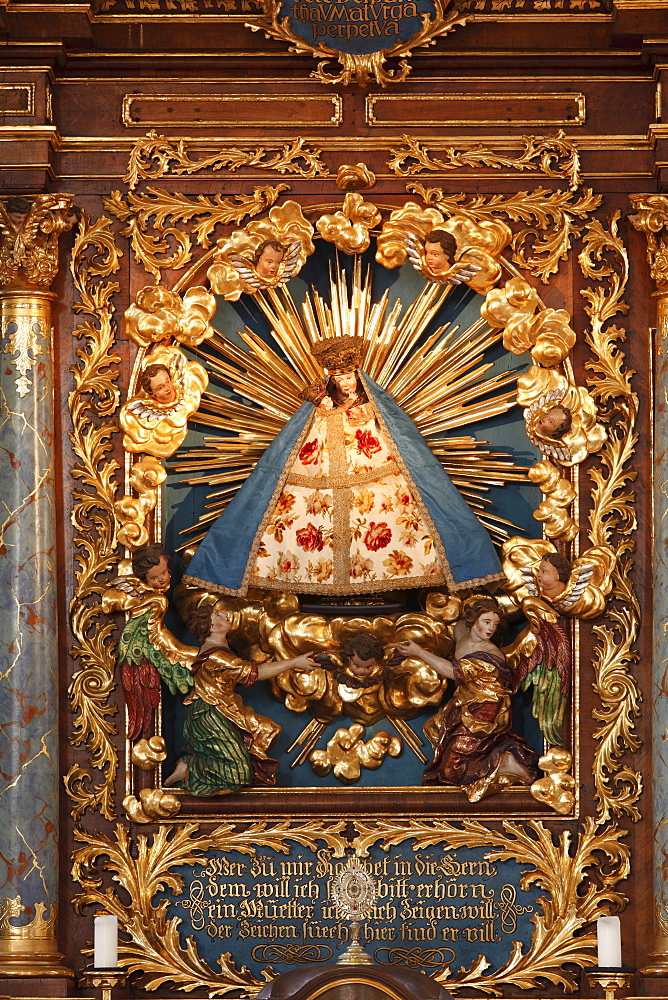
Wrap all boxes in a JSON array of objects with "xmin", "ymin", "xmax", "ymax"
[{"xmin": 66, "ymin": 129, "xmax": 640, "ymax": 996}]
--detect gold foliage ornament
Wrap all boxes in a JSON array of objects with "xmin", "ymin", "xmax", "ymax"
[
  {"xmin": 124, "ymin": 130, "xmax": 329, "ymax": 193},
  {"xmin": 120, "ymin": 344, "xmax": 208, "ymax": 458},
  {"xmin": 387, "ymin": 132, "xmax": 582, "ymax": 191},
  {"xmin": 309, "ymin": 724, "xmax": 402, "ymax": 782},
  {"xmin": 349, "ymin": 816, "xmax": 628, "ymax": 995},
  {"xmin": 480, "ymin": 276, "xmax": 576, "ymax": 367},
  {"xmin": 72, "ymin": 822, "xmax": 348, "ymax": 995},
  {"xmin": 207, "ymin": 200, "xmax": 314, "ymax": 300},
  {"xmin": 316, "ymin": 193, "xmax": 382, "ymax": 255},
  {"xmin": 249, "ymin": 0, "xmax": 470, "ymax": 88},
  {"xmin": 0, "ymin": 193, "xmax": 76, "ymax": 289}
]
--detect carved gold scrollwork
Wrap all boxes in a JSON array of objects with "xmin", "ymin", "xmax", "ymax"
[
  {"xmin": 629, "ymin": 194, "xmax": 668, "ymax": 290},
  {"xmin": 349, "ymin": 818, "xmax": 629, "ymax": 994},
  {"xmin": 388, "ymin": 132, "xmax": 581, "ymax": 191},
  {"xmin": 124, "ymin": 131, "xmax": 329, "ymax": 192},
  {"xmin": 73, "ymin": 822, "xmax": 348, "ymax": 994},
  {"xmin": 104, "ymin": 184, "xmax": 290, "ymax": 281},
  {"xmin": 579, "ymin": 212, "xmax": 641, "ymax": 824},
  {"xmin": 65, "ymin": 213, "xmax": 123, "ymax": 821},
  {"xmin": 0, "ymin": 193, "xmax": 75, "ymax": 289},
  {"xmin": 249, "ymin": 0, "xmax": 469, "ymax": 88}
]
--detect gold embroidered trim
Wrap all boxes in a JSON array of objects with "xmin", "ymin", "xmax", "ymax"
[
  {"xmin": 286, "ymin": 460, "xmax": 399, "ymax": 490},
  {"xmin": 329, "ymin": 409, "xmax": 352, "ymax": 588}
]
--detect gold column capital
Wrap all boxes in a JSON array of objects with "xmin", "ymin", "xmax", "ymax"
[
  {"xmin": 0, "ymin": 193, "xmax": 76, "ymax": 292},
  {"xmin": 629, "ymin": 193, "xmax": 668, "ymax": 291}
]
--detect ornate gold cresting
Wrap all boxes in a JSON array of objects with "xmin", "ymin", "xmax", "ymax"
[
  {"xmin": 0, "ymin": 898, "xmax": 67, "ymax": 978},
  {"xmin": 124, "ymin": 131, "xmax": 329, "ymax": 192},
  {"xmin": 249, "ymin": 0, "xmax": 470, "ymax": 87}
]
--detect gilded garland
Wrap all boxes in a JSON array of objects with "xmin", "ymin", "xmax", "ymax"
[{"xmin": 67, "ymin": 129, "xmax": 640, "ymax": 994}]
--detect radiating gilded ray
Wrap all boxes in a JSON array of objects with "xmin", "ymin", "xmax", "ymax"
[{"xmin": 178, "ymin": 262, "xmax": 530, "ymax": 544}]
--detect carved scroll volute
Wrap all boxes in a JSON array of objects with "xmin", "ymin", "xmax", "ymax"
[{"xmin": 0, "ymin": 194, "xmax": 76, "ymax": 291}]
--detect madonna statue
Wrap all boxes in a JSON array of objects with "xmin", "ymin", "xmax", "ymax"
[{"xmin": 183, "ymin": 336, "xmax": 503, "ymax": 597}]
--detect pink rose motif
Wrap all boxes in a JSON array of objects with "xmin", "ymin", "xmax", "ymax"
[
  {"xmin": 296, "ymin": 523, "xmax": 325, "ymax": 552},
  {"xmin": 355, "ymin": 429, "xmax": 381, "ymax": 458},
  {"xmin": 299, "ymin": 439, "xmax": 321, "ymax": 465},
  {"xmin": 363, "ymin": 521, "xmax": 392, "ymax": 552}
]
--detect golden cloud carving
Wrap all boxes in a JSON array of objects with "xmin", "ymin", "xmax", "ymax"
[
  {"xmin": 336, "ymin": 163, "xmax": 376, "ymax": 191},
  {"xmin": 207, "ymin": 200, "xmax": 314, "ymax": 300},
  {"xmin": 481, "ymin": 277, "xmax": 575, "ymax": 366},
  {"xmin": 375, "ymin": 202, "xmax": 446, "ymax": 268},
  {"xmin": 123, "ymin": 788, "xmax": 181, "ymax": 823},
  {"xmin": 502, "ymin": 536, "xmax": 615, "ymax": 619},
  {"xmin": 309, "ymin": 724, "xmax": 402, "ymax": 783},
  {"xmin": 120, "ymin": 344, "xmax": 208, "ymax": 458},
  {"xmin": 531, "ymin": 748, "xmax": 575, "ymax": 815},
  {"xmin": 529, "ymin": 460, "xmax": 577, "ymax": 541},
  {"xmin": 316, "ymin": 193, "xmax": 382, "ymax": 255},
  {"xmin": 125, "ymin": 285, "xmax": 216, "ymax": 348}
]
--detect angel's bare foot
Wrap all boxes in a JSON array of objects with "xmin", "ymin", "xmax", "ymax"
[{"xmin": 164, "ymin": 760, "xmax": 188, "ymax": 787}]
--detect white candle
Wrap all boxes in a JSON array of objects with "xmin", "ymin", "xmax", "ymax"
[
  {"xmin": 94, "ymin": 913, "xmax": 118, "ymax": 968},
  {"xmin": 597, "ymin": 915, "xmax": 622, "ymax": 967}
]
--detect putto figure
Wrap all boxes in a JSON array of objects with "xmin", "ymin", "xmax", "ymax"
[
  {"xmin": 183, "ymin": 335, "xmax": 503, "ymax": 597},
  {"xmin": 228, "ymin": 238, "xmax": 302, "ymax": 290},
  {"xmin": 120, "ymin": 345, "xmax": 208, "ymax": 458},
  {"xmin": 398, "ymin": 597, "xmax": 539, "ymax": 801}
]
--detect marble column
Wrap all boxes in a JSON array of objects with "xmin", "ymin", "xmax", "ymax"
[
  {"xmin": 630, "ymin": 195, "xmax": 668, "ymax": 975},
  {"xmin": 0, "ymin": 194, "xmax": 74, "ymax": 981}
]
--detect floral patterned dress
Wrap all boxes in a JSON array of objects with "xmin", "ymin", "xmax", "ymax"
[{"xmin": 250, "ymin": 398, "xmax": 444, "ymax": 594}]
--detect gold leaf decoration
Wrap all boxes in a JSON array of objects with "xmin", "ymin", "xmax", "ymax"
[
  {"xmin": 309, "ymin": 724, "xmax": 402, "ymax": 782},
  {"xmin": 72, "ymin": 821, "xmax": 348, "ymax": 995},
  {"xmin": 65, "ymin": 213, "xmax": 123, "ymax": 821},
  {"xmin": 388, "ymin": 132, "xmax": 581, "ymax": 190},
  {"xmin": 531, "ymin": 749, "xmax": 575, "ymax": 815},
  {"xmin": 579, "ymin": 212, "xmax": 641, "ymax": 824},
  {"xmin": 409, "ymin": 183, "xmax": 602, "ymax": 283},
  {"xmin": 336, "ymin": 163, "xmax": 376, "ymax": 191},
  {"xmin": 123, "ymin": 789, "xmax": 181, "ymax": 823},
  {"xmin": 349, "ymin": 818, "xmax": 629, "ymax": 995},
  {"xmin": 104, "ymin": 184, "xmax": 290, "ymax": 281},
  {"xmin": 124, "ymin": 131, "xmax": 329, "ymax": 192}
]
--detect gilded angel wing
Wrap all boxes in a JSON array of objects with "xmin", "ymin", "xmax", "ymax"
[
  {"xmin": 554, "ymin": 561, "xmax": 595, "ymax": 612},
  {"xmin": 405, "ymin": 232, "xmax": 425, "ymax": 272},
  {"xmin": 276, "ymin": 239, "xmax": 303, "ymax": 285},
  {"xmin": 507, "ymin": 597, "xmax": 571, "ymax": 747},
  {"xmin": 519, "ymin": 566, "xmax": 539, "ymax": 597},
  {"xmin": 229, "ymin": 254, "xmax": 264, "ymax": 289}
]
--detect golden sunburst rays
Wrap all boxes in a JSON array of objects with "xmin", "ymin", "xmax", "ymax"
[{"xmin": 173, "ymin": 260, "xmax": 529, "ymax": 547}]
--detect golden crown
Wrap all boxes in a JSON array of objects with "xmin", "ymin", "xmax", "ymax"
[{"xmin": 311, "ymin": 336, "xmax": 365, "ymax": 374}]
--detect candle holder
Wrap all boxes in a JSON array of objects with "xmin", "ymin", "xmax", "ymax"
[
  {"xmin": 81, "ymin": 967, "xmax": 128, "ymax": 1000},
  {"xmin": 586, "ymin": 966, "xmax": 635, "ymax": 1000}
]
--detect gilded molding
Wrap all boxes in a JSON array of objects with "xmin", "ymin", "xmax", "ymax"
[
  {"xmin": 64, "ymin": 213, "xmax": 123, "ymax": 821},
  {"xmin": 124, "ymin": 130, "xmax": 330, "ymax": 192}
]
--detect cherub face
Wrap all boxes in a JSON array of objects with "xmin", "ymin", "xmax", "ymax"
[
  {"xmin": 346, "ymin": 652, "xmax": 378, "ymax": 678},
  {"xmin": 256, "ymin": 246, "xmax": 284, "ymax": 279},
  {"xmin": 8, "ymin": 211, "xmax": 26, "ymax": 230},
  {"xmin": 424, "ymin": 241, "xmax": 451, "ymax": 272},
  {"xmin": 471, "ymin": 611, "xmax": 500, "ymax": 641},
  {"xmin": 145, "ymin": 555, "xmax": 171, "ymax": 591},
  {"xmin": 149, "ymin": 369, "xmax": 177, "ymax": 404},
  {"xmin": 537, "ymin": 557, "xmax": 564, "ymax": 595},
  {"xmin": 331, "ymin": 371, "xmax": 358, "ymax": 396},
  {"xmin": 536, "ymin": 406, "xmax": 568, "ymax": 437}
]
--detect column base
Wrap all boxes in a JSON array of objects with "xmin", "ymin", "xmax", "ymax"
[{"xmin": 641, "ymin": 936, "xmax": 668, "ymax": 976}]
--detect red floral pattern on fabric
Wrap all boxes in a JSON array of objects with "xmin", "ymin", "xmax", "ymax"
[
  {"xmin": 363, "ymin": 521, "xmax": 392, "ymax": 551},
  {"xmin": 296, "ymin": 523, "xmax": 326, "ymax": 552},
  {"xmin": 355, "ymin": 428, "xmax": 382, "ymax": 458},
  {"xmin": 299, "ymin": 439, "xmax": 321, "ymax": 465}
]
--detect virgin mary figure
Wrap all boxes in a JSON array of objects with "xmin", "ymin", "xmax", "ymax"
[{"xmin": 183, "ymin": 336, "xmax": 504, "ymax": 597}]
